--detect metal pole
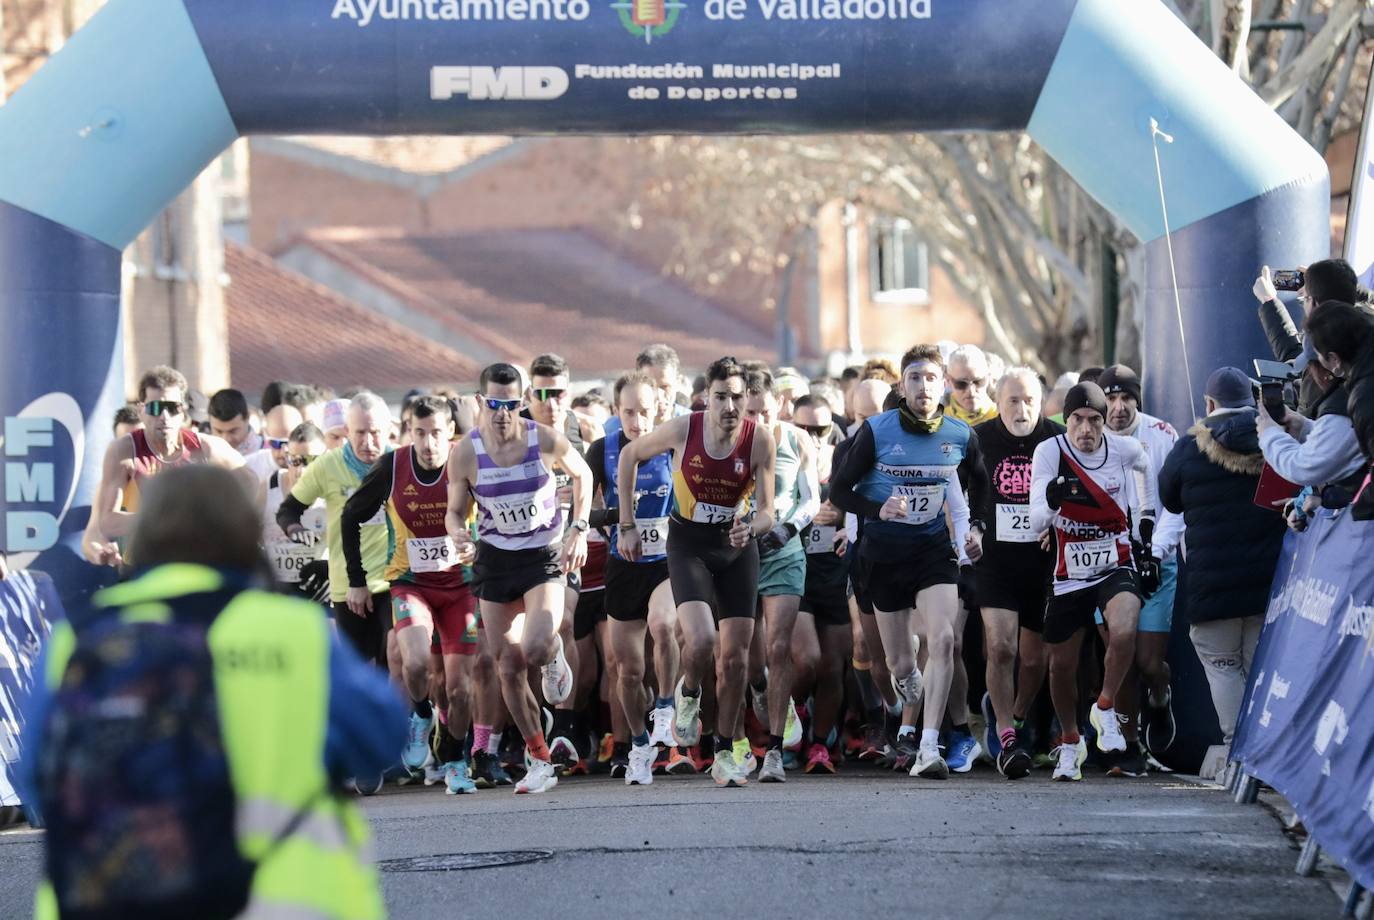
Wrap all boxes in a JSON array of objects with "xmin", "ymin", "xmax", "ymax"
[
  {"xmin": 1295, "ymin": 835, "xmax": 1321, "ymax": 877},
  {"xmin": 1342, "ymin": 882, "xmax": 1365, "ymax": 918}
]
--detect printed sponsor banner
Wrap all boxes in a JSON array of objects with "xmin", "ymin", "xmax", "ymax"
[
  {"xmin": 0, "ymin": 570, "xmax": 64, "ymax": 809},
  {"xmin": 1231, "ymin": 510, "xmax": 1374, "ymax": 891}
]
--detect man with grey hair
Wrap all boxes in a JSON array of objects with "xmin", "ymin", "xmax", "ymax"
[
  {"xmin": 971, "ymin": 367, "xmax": 1064, "ymax": 778},
  {"xmin": 944, "ymin": 345, "xmax": 998, "ymax": 427},
  {"xmin": 278, "ymin": 392, "xmax": 394, "ymax": 668}
]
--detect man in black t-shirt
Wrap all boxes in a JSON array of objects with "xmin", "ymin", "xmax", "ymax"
[{"xmin": 972, "ymin": 367, "xmax": 1064, "ymax": 779}]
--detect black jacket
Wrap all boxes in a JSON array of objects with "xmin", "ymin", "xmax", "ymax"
[
  {"xmin": 1345, "ymin": 339, "xmax": 1374, "ymax": 466},
  {"xmin": 1158, "ymin": 409, "xmax": 1288, "ymax": 624}
]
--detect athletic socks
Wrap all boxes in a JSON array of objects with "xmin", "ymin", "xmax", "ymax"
[
  {"xmin": 1096, "ymin": 693, "xmax": 1114, "ymax": 712},
  {"xmin": 952, "ymin": 722, "xmax": 970, "ymax": 737},
  {"xmin": 999, "ymin": 728, "xmax": 1017, "ymax": 751},
  {"xmin": 898, "ymin": 723, "xmax": 916, "ymax": 740},
  {"xmin": 655, "ymin": 696, "xmax": 674, "ymax": 711},
  {"xmin": 769, "ymin": 734, "xmax": 784, "ymax": 753},
  {"xmin": 473, "ymin": 723, "xmax": 492, "ymax": 754},
  {"xmin": 715, "ymin": 734, "xmax": 733, "ymax": 754},
  {"xmin": 525, "ymin": 734, "xmax": 552, "ymax": 763},
  {"xmin": 486, "ymin": 731, "xmax": 502, "ymax": 756},
  {"xmin": 633, "ymin": 731, "xmax": 651, "ymax": 747},
  {"xmin": 437, "ymin": 730, "xmax": 465, "ymax": 764},
  {"xmin": 413, "ymin": 697, "xmax": 433, "ymax": 719},
  {"xmin": 920, "ymin": 729, "xmax": 940, "ymax": 752}
]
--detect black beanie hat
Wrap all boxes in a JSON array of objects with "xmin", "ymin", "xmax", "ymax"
[
  {"xmin": 1097, "ymin": 365, "xmax": 1142, "ymax": 404},
  {"xmin": 1063, "ymin": 382, "xmax": 1108, "ymax": 420}
]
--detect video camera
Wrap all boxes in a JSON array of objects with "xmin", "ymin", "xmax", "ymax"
[{"xmin": 1253, "ymin": 358, "xmax": 1299, "ymax": 423}]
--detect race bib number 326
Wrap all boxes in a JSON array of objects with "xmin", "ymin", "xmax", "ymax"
[{"xmin": 408, "ymin": 536, "xmax": 457, "ymax": 573}]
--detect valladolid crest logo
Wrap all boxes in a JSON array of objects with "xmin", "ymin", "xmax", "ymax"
[{"xmin": 611, "ymin": 0, "xmax": 686, "ymax": 42}]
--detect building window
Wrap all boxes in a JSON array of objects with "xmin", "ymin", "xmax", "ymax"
[{"xmin": 870, "ymin": 217, "xmax": 930, "ymax": 304}]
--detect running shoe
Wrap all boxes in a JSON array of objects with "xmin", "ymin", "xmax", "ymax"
[
  {"xmin": 750, "ymin": 683, "xmax": 769, "ymax": 725},
  {"xmin": 783, "ymin": 699, "xmax": 804, "ymax": 751},
  {"xmin": 549, "ymin": 736, "xmax": 580, "ymax": 775},
  {"xmin": 890, "ymin": 668, "xmax": 925, "ymax": 709},
  {"xmin": 711, "ymin": 749, "xmax": 748, "ymax": 787},
  {"xmin": 858, "ymin": 725, "xmax": 889, "ymax": 763},
  {"xmin": 805, "ymin": 743, "xmax": 837, "ymax": 774},
  {"xmin": 540, "ymin": 636, "xmax": 573, "ymax": 706},
  {"xmin": 733, "ymin": 738, "xmax": 757, "ymax": 775},
  {"xmin": 1144, "ymin": 690, "xmax": 1177, "ymax": 755},
  {"xmin": 403, "ymin": 712, "xmax": 436, "ymax": 771},
  {"xmin": 626, "ymin": 743, "xmax": 656, "ymax": 786},
  {"xmin": 472, "ymin": 750, "xmax": 513, "ymax": 788},
  {"xmin": 996, "ymin": 744, "xmax": 1033, "ymax": 780},
  {"xmin": 673, "ymin": 678, "xmax": 703, "ymax": 747},
  {"xmin": 891, "ymin": 732, "xmax": 920, "ymax": 772},
  {"xmin": 781, "ymin": 749, "xmax": 801, "ymax": 771},
  {"xmin": 1052, "ymin": 738, "xmax": 1087, "ymax": 782},
  {"xmin": 597, "ymin": 732, "xmax": 616, "ymax": 765},
  {"xmin": 1109, "ymin": 746, "xmax": 1149, "ymax": 779},
  {"xmin": 910, "ymin": 747, "xmax": 949, "ymax": 780},
  {"xmin": 609, "ymin": 745, "xmax": 630, "ymax": 779},
  {"xmin": 759, "ymin": 749, "xmax": 787, "ymax": 783},
  {"xmin": 980, "ymin": 692, "xmax": 1001, "ymax": 760},
  {"xmin": 945, "ymin": 730, "xmax": 982, "ymax": 774},
  {"xmin": 345, "ymin": 773, "xmax": 385, "ymax": 796},
  {"xmin": 444, "ymin": 760, "xmax": 477, "ymax": 795},
  {"xmin": 1090, "ymin": 704, "xmax": 1127, "ymax": 753},
  {"xmin": 664, "ymin": 746, "xmax": 698, "ymax": 775},
  {"xmin": 649, "ymin": 705, "xmax": 676, "ymax": 748},
  {"xmin": 515, "ymin": 758, "xmax": 559, "ymax": 794},
  {"xmin": 423, "ymin": 761, "xmax": 446, "ymax": 787}
]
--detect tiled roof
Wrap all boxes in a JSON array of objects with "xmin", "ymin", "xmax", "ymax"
[
  {"xmin": 278, "ymin": 136, "xmax": 516, "ymax": 176},
  {"xmin": 294, "ymin": 228, "xmax": 774, "ymax": 378},
  {"xmin": 225, "ymin": 242, "xmax": 481, "ymax": 394}
]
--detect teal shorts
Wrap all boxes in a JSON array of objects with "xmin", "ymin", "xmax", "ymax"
[
  {"xmin": 758, "ymin": 539, "xmax": 807, "ymax": 597},
  {"xmin": 1095, "ymin": 556, "xmax": 1178, "ymax": 634}
]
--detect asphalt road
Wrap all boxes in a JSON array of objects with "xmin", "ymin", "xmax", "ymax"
[{"xmin": 0, "ymin": 766, "xmax": 1337, "ymax": 919}]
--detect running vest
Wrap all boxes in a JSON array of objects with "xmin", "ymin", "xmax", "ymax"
[
  {"xmin": 671, "ymin": 413, "xmax": 757, "ymax": 526},
  {"xmin": 263, "ymin": 470, "xmax": 326, "ymax": 585},
  {"xmin": 772, "ymin": 425, "xmax": 803, "ymax": 524},
  {"xmin": 604, "ymin": 432, "xmax": 673, "ymax": 563},
  {"xmin": 471, "ymin": 420, "xmax": 562, "ymax": 551},
  {"xmin": 34, "ymin": 565, "xmax": 384, "ymax": 920},
  {"xmin": 1045, "ymin": 434, "xmax": 1134, "ymax": 591},
  {"xmin": 123, "ymin": 428, "xmax": 203, "ymax": 512},
  {"xmin": 385, "ymin": 448, "xmax": 463, "ymax": 587},
  {"xmin": 975, "ymin": 416, "xmax": 1063, "ymax": 562},
  {"xmin": 855, "ymin": 409, "xmax": 970, "ymax": 543}
]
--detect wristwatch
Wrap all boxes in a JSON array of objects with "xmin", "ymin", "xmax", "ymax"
[
  {"xmin": 968, "ymin": 518, "xmax": 987, "ymax": 534},
  {"xmin": 570, "ymin": 518, "xmax": 590, "ymax": 533}
]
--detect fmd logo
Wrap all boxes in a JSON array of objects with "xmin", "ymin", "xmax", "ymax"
[
  {"xmin": 1, "ymin": 393, "xmax": 85, "ymax": 567},
  {"xmin": 430, "ymin": 66, "xmax": 569, "ymax": 101},
  {"xmin": 611, "ymin": 0, "xmax": 685, "ymax": 42}
]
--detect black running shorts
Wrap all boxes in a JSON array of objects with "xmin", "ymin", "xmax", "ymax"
[
  {"xmin": 470, "ymin": 543, "xmax": 565, "ymax": 605},
  {"xmin": 1042, "ymin": 568, "xmax": 1140, "ymax": 644},
  {"xmin": 604, "ymin": 556, "xmax": 671, "ymax": 622},
  {"xmin": 666, "ymin": 518, "xmax": 760, "ymax": 621},
  {"xmin": 856, "ymin": 539, "xmax": 958, "ymax": 614},
  {"xmin": 976, "ymin": 565, "xmax": 1049, "ymax": 634}
]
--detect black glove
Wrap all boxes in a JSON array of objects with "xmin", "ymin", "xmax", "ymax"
[
  {"xmin": 757, "ymin": 523, "xmax": 796, "ymax": 558},
  {"xmin": 1133, "ymin": 541, "xmax": 1160, "ymax": 599},
  {"xmin": 1137, "ymin": 515, "xmax": 1155, "ymax": 549},
  {"xmin": 957, "ymin": 563, "xmax": 979, "ymax": 612},
  {"xmin": 1045, "ymin": 475, "xmax": 1084, "ymax": 511},
  {"xmin": 299, "ymin": 559, "xmax": 330, "ymax": 604}
]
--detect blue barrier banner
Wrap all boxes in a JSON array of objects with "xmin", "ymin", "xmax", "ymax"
[
  {"xmin": 0, "ymin": 570, "xmax": 64, "ymax": 809},
  {"xmin": 1232, "ymin": 510, "xmax": 1374, "ymax": 891}
]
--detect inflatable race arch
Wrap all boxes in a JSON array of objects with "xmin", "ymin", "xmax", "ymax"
[{"xmin": 0, "ymin": 0, "xmax": 1330, "ymax": 599}]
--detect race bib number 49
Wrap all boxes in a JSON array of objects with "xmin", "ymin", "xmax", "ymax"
[
  {"xmin": 1064, "ymin": 537, "xmax": 1118, "ymax": 580},
  {"xmin": 637, "ymin": 516, "xmax": 669, "ymax": 554},
  {"xmin": 408, "ymin": 536, "xmax": 457, "ymax": 573},
  {"xmin": 895, "ymin": 483, "xmax": 944, "ymax": 526},
  {"xmin": 995, "ymin": 503, "xmax": 1036, "ymax": 544}
]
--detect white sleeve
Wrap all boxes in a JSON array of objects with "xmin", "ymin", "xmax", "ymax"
[
  {"xmin": 1123, "ymin": 436, "xmax": 1157, "ymax": 524},
  {"xmin": 1029, "ymin": 438, "xmax": 1058, "ymax": 535},
  {"xmin": 945, "ymin": 467, "xmax": 970, "ymax": 564},
  {"xmin": 789, "ymin": 462, "xmax": 821, "ymax": 532}
]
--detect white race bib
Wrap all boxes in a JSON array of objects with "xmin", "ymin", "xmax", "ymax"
[
  {"xmin": 804, "ymin": 524, "xmax": 838, "ymax": 555},
  {"xmin": 1064, "ymin": 537, "xmax": 1118, "ymax": 580},
  {"xmin": 691, "ymin": 501, "xmax": 737, "ymax": 525},
  {"xmin": 995, "ymin": 503, "xmax": 1036, "ymax": 544},
  {"xmin": 895, "ymin": 483, "xmax": 944, "ymax": 526},
  {"xmin": 489, "ymin": 495, "xmax": 554, "ymax": 536},
  {"xmin": 636, "ymin": 516, "xmax": 669, "ymax": 554},
  {"xmin": 407, "ymin": 535, "xmax": 457, "ymax": 573},
  {"xmin": 268, "ymin": 540, "xmax": 317, "ymax": 585}
]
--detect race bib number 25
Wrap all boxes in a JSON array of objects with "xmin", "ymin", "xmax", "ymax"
[{"xmin": 995, "ymin": 503, "xmax": 1036, "ymax": 544}]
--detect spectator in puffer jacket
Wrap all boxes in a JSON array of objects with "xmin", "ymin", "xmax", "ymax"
[{"xmin": 1158, "ymin": 368, "xmax": 1287, "ymax": 750}]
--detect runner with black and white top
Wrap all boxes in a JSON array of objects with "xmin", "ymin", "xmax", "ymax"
[
  {"xmin": 445, "ymin": 362, "xmax": 593, "ymax": 795},
  {"xmin": 972, "ymin": 368, "xmax": 1062, "ymax": 779},
  {"xmin": 1029, "ymin": 382, "xmax": 1157, "ymax": 783},
  {"xmin": 262, "ymin": 422, "xmax": 328, "ymax": 600}
]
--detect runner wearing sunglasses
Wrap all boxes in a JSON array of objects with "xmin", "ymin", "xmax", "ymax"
[
  {"xmin": 83, "ymin": 365, "xmax": 248, "ymax": 568},
  {"xmin": 446, "ymin": 363, "xmax": 593, "ymax": 794},
  {"xmin": 260, "ymin": 422, "xmax": 329, "ymax": 598}
]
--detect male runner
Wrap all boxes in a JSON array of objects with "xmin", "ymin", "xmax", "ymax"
[
  {"xmin": 587, "ymin": 373, "xmax": 679, "ymax": 786},
  {"xmin": 446, "ymin": 363, "xmax": 591, "ymax": 795},
  {"xmin": 944, "ymin": 346, "xmax": 999, "ymax": 427},
  {"xmin": 743, "ymin": 370, "xmax": 819, "ymax": 783},
  {"xmin": 617, "ymin": 356, "xmax": 777, "ymax": 788},
  {"xmin": 830, "ymin": 345, "xmax": 985, "ymax": 780},
  {"xmin": 972, "ymin": 368, "xmax": 1063, "ymax": 779},
  {"xmin": 1098, "ymin": 364, "xmax": 1182, "ymax": 767},
  {"xmin": 83, "ymin": 365, "xmax": 247, "ymax": 567},
  {"xmin": 792, "ymin": 395, "xmax": 853, "ymax": 774},
  {"xmin": 208, "ymin": 388, "xmax": 265, "ymax": 456},
  {"xmin": 278, "ymin": 393, "xmax": 393, "ymax": 668},
  {"xmin": 261, "ymin": 422, "xmax": 328, "ymax": 597},
  {"xmin": 342, "ymin": 396, "xmax": 478, "ymax": 795},
  {"xmin": 1029, "ymin": 382, "xmax": 1158, "ymax": 782},
  {"xmin": 243, "ymin": 403, "xmax": 305, "ymax": 484},
  {"xmin": 604, "ymin": 343, "xmax": 692, "ymax": 438}
]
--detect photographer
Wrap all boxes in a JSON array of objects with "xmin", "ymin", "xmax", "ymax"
[
  {"xmin": 1251, "ymin": 260, "xmax": 1363, "ymax": 417},
  {"xmin": 1304, "ymin": 302, "xmax": 1374, "ymax": 518},
  {"xmin": 1256, "ymin": 300, "xmax": 1369, "ymax": 499}
]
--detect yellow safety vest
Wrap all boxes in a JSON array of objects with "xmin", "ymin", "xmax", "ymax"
[{"xmin": 35, "ymin": 564, "xmax": 385, "ymax": 920}]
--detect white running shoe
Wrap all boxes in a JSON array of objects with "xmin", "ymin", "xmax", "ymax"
[
  {"xmin": 626, "ymin": 743, "xmax": 656, "ymax": 786},
  {"xmin": 891, "ymin": 667, "xmax": 925, "ymax": 709},
  {"xmin": 1052, "ymin": 739, "xmax": 1088, "ymax": 782},
  {"xmin": 648, "ymin": 705, "xmax": 676, "ymax": 748},
  {"xmin": 909, "ymin": 746, "xmax": 949, "ymax": 780},
  {"xmin": 673, "ymin": 677, "xmax": 702, "ymax": 746},
  {"xmin": 783, "ymin": 699, "xmax": 803, "ymax": 751},
  {"xmin": 759, "ymin": 749, "xmax": 786, "ymax": 783},
  {"xmin": 711, "ymin": 749, "xmax": 748, "ymax": 787},
  {"xmin": 540, "ymin": 636, "xmax": 573, "ymax": 706},
  {"xmin": 515, "ymin": 758, "xmax": 559, "ymax": 794},
  {"xmin": 1091, "ymin": 704, "xmax": 1127, "ymax": 753},
  {"xmin": 750, "ymin": 682, "xmax": 769, "ymax": 724}
]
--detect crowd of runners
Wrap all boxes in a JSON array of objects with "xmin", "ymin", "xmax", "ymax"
[{"xmin": 82, "ymin": 340, "xmax": 1184, "ymax": 794}]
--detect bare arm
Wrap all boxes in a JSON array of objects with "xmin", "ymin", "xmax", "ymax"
[
  {"xmin": 544, "ymin": 425, "xmax": 593, "ymax": 572},
  {"xmin": 749, "ymin": 425, "xmax": 778, "ymax": 537},
  {"xmin": 445, "ymin": 438, "xmax": 477, "ymax": 551},
  {"xmin": 201, "ymin": 433, "xmax": 257, "ymax": 500},
  {"xmin": 83, "ymin": 439, "xmax": 134, "ymax": 563}
]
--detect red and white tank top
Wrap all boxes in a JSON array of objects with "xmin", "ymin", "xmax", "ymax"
[
  {"xmin": 123, "ymin": 428, "xmax": 203, "ymax": 512},
  {"xmin": 386, "ymin": 447, "xmax": 463, "ymax": 587},
  {"xmin": 671, "ymin": 413, "xmax": 757, "ymax": 527}
]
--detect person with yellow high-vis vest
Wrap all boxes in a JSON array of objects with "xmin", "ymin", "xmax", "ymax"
[{"xmin": 20, "ymin": 465, "xmax": 406, "ymax": 920}]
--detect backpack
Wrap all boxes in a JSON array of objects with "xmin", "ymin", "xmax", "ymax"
[{"xmin": 36, "ymin": 615, "xmax": 254, "ymax": 920}]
